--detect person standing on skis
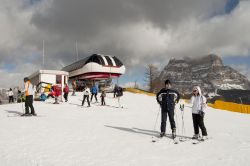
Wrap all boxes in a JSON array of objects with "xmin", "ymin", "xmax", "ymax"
[
  {"xmin": 90, "ymin": 84, "xmax": 98, "ymax": 103},
  {"xmin": 23, "ymin": 77, "xmax": 36, "ymax": 116},
  {"xmin": 156, "ymin": 80, "xmax": 180, "ymax": 138},
  {"xmin": 190, "ymin": 86, "xmax": 208, "ymax": 141},
  {"xmin": 82, "ymin": 86, "xmax": 91, "ymax": 107},
  {"xmin": 8, "ymin": 88, "xmax": 14, "ymax": 103},
  {"xmin": 63, "ymin": 83, "xmax": 69, "ymax": 102}
]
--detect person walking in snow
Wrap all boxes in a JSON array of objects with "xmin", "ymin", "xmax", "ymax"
[
  {"xmin": 113, "ymin": 84, "xmax": 118, "ymax": 98},
  {"xmin": 53, "ymin": 84, "xmax": 61, "ymax": 104},
  {"xmin": 63, "ymin": 83, "xmax": 69, "ymax": 102},
  {"xmin": 23, "ymin": 77, "xmax": 36, "ymax": 116},
  {"xmin": 8, "ymin": 88, "xmax": 14, "ymax": 103},
  {"xmin": 156, "ymin": 80, "xmax": 180, "ymax": 138},
  {"xmin": 90, "ymin": 84, "xmax": 98, "ymax": 103},
  {"xmin": 100, "ymin": 90, "xmax": 106, "ymax": 106},
  {"xmin": 82, "ymin": 86, "xmax": 91, "ymax": 107},
  {"xmin": 116, "ymin": 86, "xmax": 123, "ymax": 107},
  {"xmin": 190, "ymin": 86, "xmax": 208, "ymax": 141},
  {"xmin": 71, "ymin": 80, "xmax": 77, "ymax": 96}
]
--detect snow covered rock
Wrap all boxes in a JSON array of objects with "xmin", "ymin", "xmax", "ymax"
[{"xmin": 158, "ymin": 54, "xmax": 250, "ymax": 94}]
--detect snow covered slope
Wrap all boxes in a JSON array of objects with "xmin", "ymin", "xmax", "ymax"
[{"xmin": 0, "ymin": 92, "xmax": 250, "ymax": 166}]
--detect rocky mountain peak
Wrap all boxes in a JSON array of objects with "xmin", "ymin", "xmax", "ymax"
[{"xmin": 157, "ymin": 54, "xmax": 250, "ymax": 94}]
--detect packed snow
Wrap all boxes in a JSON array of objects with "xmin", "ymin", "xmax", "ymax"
[{"xmin": 0, "ymin": 92, "xmax": 250, "ymax": 166}]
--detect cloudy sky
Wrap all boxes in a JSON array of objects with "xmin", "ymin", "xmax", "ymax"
[{"xmin": 0, "ymin": 0, "xmax": 250, "ymax": 88}]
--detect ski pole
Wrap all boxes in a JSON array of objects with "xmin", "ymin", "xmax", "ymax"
[
  {"xmin": 21, "ymin": 99, "xmax": 25, "ymax": 114},
  {"xmin": 174, "ymin": 107, "xmax": 179, "ymax": 137},
  {"xmin": 180, "ymin": 104, "xmax": 186, "ymax": 139},
  {"xmin": 151, "ymin": 105, "xmax": 161, "ymax": 142},
  {"xmin": 153, "ymin": 105, "xmax": 161, "ymax": 131}
]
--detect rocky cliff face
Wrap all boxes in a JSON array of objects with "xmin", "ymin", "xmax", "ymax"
[{"xmin": 157, "ymin": 54, "xmax": 250, "ymax": 94}]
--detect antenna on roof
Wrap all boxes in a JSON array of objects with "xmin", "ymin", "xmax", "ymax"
[
  {"xmin": 75, "ymin": 40, "xmax": 79, "ymax": 61},
  {"xmin": 43, "ymin": 40, "xmax": 45, "ymax": 69}
]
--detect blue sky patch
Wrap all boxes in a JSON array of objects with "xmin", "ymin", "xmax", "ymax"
[
  {"xmin": 2, "ymin": 63, "xmax": 16, "ymax": 72},
  {"xmin": 223, "ymin": 55, "xmax": 250, "ymax": 66},
  {"xmin": 225, "ymin": 0, "xmax": 239, "ymax": 14}
]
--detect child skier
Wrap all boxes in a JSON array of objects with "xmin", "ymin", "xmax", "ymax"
[
  {"xmin": 100, "ymin": 90, "xmax": 106, "ymax": 106},
  {"xmin": 190, "ymin": 86, "xmax": 208, "ymax": 141}
]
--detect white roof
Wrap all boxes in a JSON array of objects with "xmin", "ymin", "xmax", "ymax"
[{"xmin": 29, "ymin": 70, "xmax": 69, "ymax": 79}]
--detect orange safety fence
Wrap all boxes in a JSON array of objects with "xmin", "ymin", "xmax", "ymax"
[
  {"xmin": 125, "ymin": 88, "xmax": 156, "ymax": 96},
  {"xmin": 208, "ymin": 100, "xmax": 250, "ymax": 114}
]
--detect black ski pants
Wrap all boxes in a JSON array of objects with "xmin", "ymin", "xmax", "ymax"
[
  {"xmin": 192, "ymin": 113, "xmax": 207, "ymax": 136},
  {"xmin": 82, "ymin": 95, "xmax": 90, "ymax": 106},
  {"xmin": 91, "ymin": 93, "xmax": 98, "ymax": 102},
  {"xmin": 101, "ymin": 97, "xmax": 105, "ymax": 105},
  {"xmin": 64, "ymin": 93, "xmax": 68, "ymax": 101},
  {"xmin": 9, "ymin": 96, "xmax": 14, "ymax": 103},
  {"xmin": 25, "ymin": 95, "xmax": 35, "ymax": 114},
  {"xmin": 161, "ymin": 109, "xmax": 176, "ymax": 133}
]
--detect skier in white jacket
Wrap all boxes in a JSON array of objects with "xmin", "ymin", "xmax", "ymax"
[
  {"xmin": 82, "ymin": 86, "xmax": 91, "ymax": 107},
  {"xmin": 190, "ymin": 86, "xmax": 208, "ymax": 140}
]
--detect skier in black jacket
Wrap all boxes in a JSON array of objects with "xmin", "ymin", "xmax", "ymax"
[{"xmin": 156, "ymin": 80, "xmax": 180, "ymax": 138}]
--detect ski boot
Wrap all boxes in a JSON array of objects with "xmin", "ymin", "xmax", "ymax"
[
  {"xmin": 192, "ymin": 134, "xmax": 200, "ymax": 140},
  {"xmin": 200, "ymin": 135, "xmax": 208, "ymax": 141},
  {"xmin": 160, "ymin": 132, "xmax": 165, "ymax": 137},
  {"xmin": 172, "ymin": 128, "xmax": 176, "ymax": 139}
]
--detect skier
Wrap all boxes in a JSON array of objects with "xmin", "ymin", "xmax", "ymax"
[
  {"xmin": 63, "ymin": 83, "xmax": 69, "ymax": 102},
  {"xmin": 90, "ymin": 84, "xmax": 98, "ymax": 103},
  {"xmin": 100, "ymin": 90, "xmax": 106, "ymax": 106},
  {"xmin": 71, "ymin": 80, "xmax": 77, "ymax": 96},
  {"xmin": 156, "ymin": 80, "xmax": 180, "ymax": 138},
  {"xmin": 113, "ymin": 84, "xmax": 118, "ymax": 98},
  {"xmin": 8, "ymin": 88, "xmax": 14, "ymax": 103},
  {"xmin": 116, "ymin": 86, "xmax": 123, "ymax": 107},
  {"xmin": 39, "ymin": 92, "xmax": 47, "ymax": 102},
  {"xmin": 190, "ymin": 86, "xmax": 208, "ymax": 141},
  {"xmin": 53, "ymin": 84, "xmax": 61, "ymax": 104},
  {"xmin": 23, "ymin": 77, "xmax": 36, "ymax": 116},
  {"xmin": 82, "ymin": 86, "xmax": 91, "ymax": 107}
]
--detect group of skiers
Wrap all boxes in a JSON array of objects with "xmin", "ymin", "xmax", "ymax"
[
  {"xmin": 81, "ymin": 84, "xmax": 122, "ymax": 107},
  {"xmin": 156, "ymin": 79, "xmax": 208, "ymax": 141},
  {"xmin": 18, "ymin": 76, "xmax": 207, "ymax": 141}
]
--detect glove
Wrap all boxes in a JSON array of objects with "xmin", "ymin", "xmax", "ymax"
[{"xmin": 199, "ymin": 111, "xmax": 205, "ymax": 118}]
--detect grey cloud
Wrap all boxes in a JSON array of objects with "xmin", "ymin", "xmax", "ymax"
[{"xmin": 1, "ymin": 0, "xmax": 250, "ymax": 88}]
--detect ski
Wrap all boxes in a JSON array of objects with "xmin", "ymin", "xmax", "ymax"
[
  {"xmin": 192, "ymin": 137, "xmax": 210, "ymax": 144},
  {"xmin": 173, "ymin": 138, "xmax": 179, "ymax": 144},
  {"xmin": 192, "ymin": 139, "xmax": 201, "ymax": 144},
  {"xmin": 8, "ymin": 114, "xmax": 42, "ymax": 117},
  {"xmin": 151, "ymin": 135, "xmax": 165, "ymax": 143},
  {"xmin": 151, "ymin": 136, "xmax": 160, "ymax": 143}
]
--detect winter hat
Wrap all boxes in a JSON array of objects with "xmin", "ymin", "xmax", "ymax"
[
  {"xmin": 164, "ymin": 79, "xmax": 171, "ymax": 85},
  {"xmin": 24, "ymin": 77, "xmax": 29, "ymax": 82},
  {"xmin": 193, "ymin": 86, "xmax": 202, "ymax": 95}
]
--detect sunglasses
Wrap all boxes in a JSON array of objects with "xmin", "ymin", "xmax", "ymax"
[{"xmin": 193, "ymin": 90, "xmax": 198, "ymax": 92}]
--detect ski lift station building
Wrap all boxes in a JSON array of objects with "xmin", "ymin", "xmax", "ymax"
[
  {"xmin": 62, "ymin": 54, "xmax": 126, "ymax": 81},
  {"xmin": 28, "ymin": 70, "xmax": 69, "ymax": 93}
]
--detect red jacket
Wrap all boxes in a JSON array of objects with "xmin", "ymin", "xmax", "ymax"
[
  {"xmin": 53, "ymin": 85, "xmax": 61, "ymax": 97},
  {"xmin": 63, "ymin": 86, "xmax": 69, "ymax": 93}
]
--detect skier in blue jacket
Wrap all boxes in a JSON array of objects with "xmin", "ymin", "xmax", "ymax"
[{"xmin": 90, "ymin": 84, "xmax": 98, "ymax": 102}]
